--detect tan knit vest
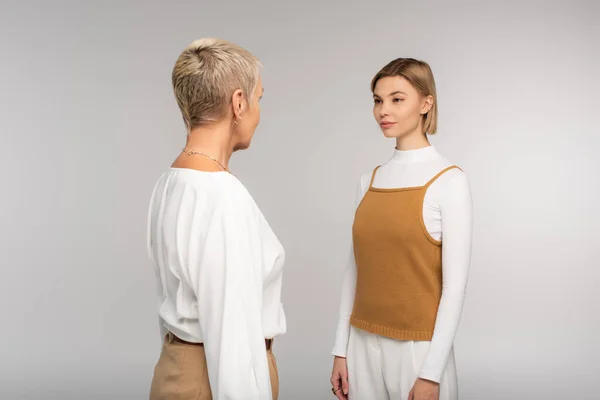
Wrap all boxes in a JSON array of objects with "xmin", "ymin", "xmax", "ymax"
[{"xmin": 350, "ymin": 165, "xmax": 459, "ymax": 341}]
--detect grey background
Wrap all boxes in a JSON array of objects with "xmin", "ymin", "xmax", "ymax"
[{"xmin": 1, "ymin": 0, "xmax": 598, "ymax": 399}]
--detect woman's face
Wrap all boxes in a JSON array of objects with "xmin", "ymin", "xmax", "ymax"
[
  {"xmin": 372, "ymin": 76, "xmax": 431, "ymax": 139},
  {"xmin": 234, "ymin": 75, "xmax": 263, "ymax": 151}
]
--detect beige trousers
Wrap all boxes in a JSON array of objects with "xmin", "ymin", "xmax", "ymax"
[{"xmin": 150, "ymin": 334, "xmax": 279, "ymax": 400}]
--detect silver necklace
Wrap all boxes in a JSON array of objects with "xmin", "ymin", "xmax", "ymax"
[{"xmin": 182, "ymin": 148, "xmax": 229, "ymax": 172}]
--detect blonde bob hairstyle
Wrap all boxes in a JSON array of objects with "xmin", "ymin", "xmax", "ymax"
[{"xmin": 371, "ymin": 58, "xmax": 438, "ymax": 134}]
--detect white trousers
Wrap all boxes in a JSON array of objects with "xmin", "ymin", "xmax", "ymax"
[{"xmin": 347, "ymin": 327, "xmax": 458, "ymax": 400}]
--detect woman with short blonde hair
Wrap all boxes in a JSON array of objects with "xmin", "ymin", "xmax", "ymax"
[{"xmin": 147, "ymin": 38, "xmax": 284, "ymax": 400}]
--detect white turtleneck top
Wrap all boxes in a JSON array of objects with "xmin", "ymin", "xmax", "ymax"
[{"xmin": 332, "ymin": 145, "xmax": 473, "ymax": 383}]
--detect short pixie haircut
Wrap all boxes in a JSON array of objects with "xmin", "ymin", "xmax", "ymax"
[{"xmin": 172, "ymin": 38, "xmax": 261, "ymax": 131}]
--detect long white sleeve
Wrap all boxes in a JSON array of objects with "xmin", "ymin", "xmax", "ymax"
[
  {"xmin": 418, "ymin": 173, "xmax": 473, "ymax": 382},
  {"xmin": 147, "ymin": 183, "xmax": 170, "ymax": 347},
  {"xmin": 331, "ymin": 176, "xmax": 368, "ymax": 357},
  {"xmin": 192, "ymin": 189, "xmax": 273, "ymax": 400}
]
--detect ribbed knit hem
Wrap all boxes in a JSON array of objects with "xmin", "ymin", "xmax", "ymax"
[{"xmin": 350, "ymin": 316, "xmax": 434, "ymax": 341}]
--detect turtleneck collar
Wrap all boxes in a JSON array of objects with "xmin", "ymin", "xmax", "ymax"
[{"xmin": 390, "ymin": 145, "xmax": 439, "ymax": 164}]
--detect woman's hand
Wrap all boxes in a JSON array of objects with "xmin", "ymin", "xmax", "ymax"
[
  {"xmin": 408, "ymin": 378, "xmax": 439, "ymax": 400},
  {"xmin": 330, "ymin": 356, "xmax": 349, "ymax": 399}
]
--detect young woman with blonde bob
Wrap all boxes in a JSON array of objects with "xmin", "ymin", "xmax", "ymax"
[{"xmin": 330, "ymin": 58, "xmax": 473, "ymax": 400}]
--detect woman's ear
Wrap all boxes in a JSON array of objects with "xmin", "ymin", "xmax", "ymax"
[
  {"xmin": 231, "ymin": 89, "xmax": 245, "ymax": 120},
  {"xmin": 421, "ymin": 95, "xmax": 434, "ymax": 115}
]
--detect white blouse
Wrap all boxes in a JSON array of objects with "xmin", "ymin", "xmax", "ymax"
[
  {"xmin": 147, "ymin": 168, "xmax": 286, "ymax": 400},
  {"xmin": 332, "ymin": 145, "xmax": 473, "ymax": 383}
]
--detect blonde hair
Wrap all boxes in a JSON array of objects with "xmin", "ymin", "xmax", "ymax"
[
  {"xmin": 371, "ymin": 58, "xmax": 438, "ymax": 134},
  {"xmin": 172, "ymin": 38, "xmax": 261, "ymax": 131}
]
